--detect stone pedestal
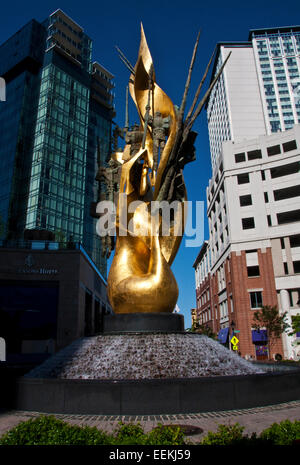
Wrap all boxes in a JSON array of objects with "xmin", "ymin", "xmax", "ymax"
[{"xmin": 103, "ymin": 312, "xmax": 184, "ymax": 333}]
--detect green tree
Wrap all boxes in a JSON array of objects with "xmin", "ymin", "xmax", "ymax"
[
  {"xmin": 54, "ymin": 230, "xmax": 66, "ymax": 243},
  {"xmin": 190, "ymin": 321, "xmax": 217, "ymax": 339},
  {"xmin": 289, "ymin": 314, "xmax": 300, "ymax": 345},
  {"xmin": 252, "ymin": 305, "xmax": 290, "ymax": 360}
]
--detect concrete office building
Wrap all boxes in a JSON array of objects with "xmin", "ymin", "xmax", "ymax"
[
  {"xmin": 0, "ymin": 9, "xmax": 114, "ymax": 277},
  {"xmin": 194, "ymin": 26, "xmax": 300, "ymax": 360}
]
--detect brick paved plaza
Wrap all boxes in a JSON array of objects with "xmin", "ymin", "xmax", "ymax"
[{"xmin": 1, "ymin": 400, "xmax": 299, "ymax": 443}]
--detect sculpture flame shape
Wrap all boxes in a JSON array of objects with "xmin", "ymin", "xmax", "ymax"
[
  {"xmin": 107, "ymin": 25, "xmax": 230, "ymax": 314},
  {"xmin": 107, "ymin": 26, "xmax": 181, "ymax": 314}
]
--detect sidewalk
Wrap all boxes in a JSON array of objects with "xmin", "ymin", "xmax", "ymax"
[{"xmin": 0, "ymin": 400, "xmax": 299, "ymax": 442}]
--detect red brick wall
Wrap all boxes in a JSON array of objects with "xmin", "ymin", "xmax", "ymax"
[
  {"xmin": 195, "ymin": 274, "xmax": 213, "ymax": 329},
  {"xmin": 208, "ymin": 248, "xmax": 284, "ymax": 359},
  {"xmin": 229, "ymin": 248, "xmax": 283, "ymax": 359}
]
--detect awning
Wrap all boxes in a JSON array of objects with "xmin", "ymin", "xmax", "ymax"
[
  {"xmin": 218, "ymin": 327, "xmax": 229, "ymax": 344},
  {"xmin": 252, "ymin": 329, "xmax": 268, "ymax": 343}
]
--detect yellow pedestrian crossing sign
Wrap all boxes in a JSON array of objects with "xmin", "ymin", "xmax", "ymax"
[{"xmin": 231, "ymin": 335, "xmax": 239, "ymax": 346}]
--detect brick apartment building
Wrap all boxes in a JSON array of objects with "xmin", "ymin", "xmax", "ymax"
[{"xmin": 193, "ymin": 26, "xmax": 300, "ymax": 360}]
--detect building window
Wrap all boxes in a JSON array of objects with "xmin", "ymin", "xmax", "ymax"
[
  {"xmin": 290, "ymin": 234, "xmax": 300, "ymax": 248},
  {"xmin": 282, "ymin": 140, "xmax": 297, "ymax": 152},
  {"xmin": 270, "ymin": 121, "xmax": 281, "ymax": 132},
  {"xmin": 247, "ymin": 265, "xmax": 260, "ymax": 277},
  {"xmin": 235, "ymin": 152, "xmax": 246, "ymax": 163},
  {"xmin": 270, "ymin": 161, "xmax": 299, "ymax": 179},
  {"xmin": 274, "ymin": 185, "xmax": 300, "ymax": 201},
  {"xmin": 240, "ymin": 194, "xmax": 252, "ymax": 207},
  {"xmin": 264, "ymin": 192, "xmax": 269, "ymax": 203},
  {"xmin": 284, "ymin": 262, "xmax": 289, "ymax": 275},
  {"xmin": 288, "ymin": 290, "xmax": 294, "ymax": 307},
  {"xmin": 261, "ymin": 170, "xmax": 266, "ymax": 181},
  {"xmin": 237, "ymin": 173, "xmax": 250, "ymax": 184},
  {"xmin": 242, "ymin": 217, "xmax": 255, "ymax": 229},
  {"xmin": 267, "ymin": 144, "xmax": 281, "ymax": 156},
  {"xmin": 293, "ymin": 261, "xmax": 300, "ymax": 274},
  {"xmin": 250, "ymin": 291, "xmax": 263, "ymax": 309},
  {"xmin": 267, "ymin": 215, "xmax": 272, "ymax": 226},
  {"xmin": 246, "ymin": 250, "xmax": 259, "ymax": 276},
  {"xmin": 280, "ymin": 237, "xmax": 285, "ymax": 249},
  {"xmin": 247, "ymin": 149, "xmax": 262, "ymax": 160},
  {"xmin": 277, "ymin": 209, "xmax": 300, "ymax": 225}
]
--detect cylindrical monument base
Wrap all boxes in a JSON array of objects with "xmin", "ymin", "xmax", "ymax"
[{"xmin": 103, "ymin": 312, "xmax": 184, "ymax": 333}]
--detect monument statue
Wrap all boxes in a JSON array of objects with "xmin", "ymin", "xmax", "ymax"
[{"xmin": 107, "ymin": 25, "xmax": 230, "ymax": 314}]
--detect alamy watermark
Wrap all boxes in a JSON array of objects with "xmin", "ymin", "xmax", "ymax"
[
  {"xmin": 0, "ymin": 77, "xmax": 6, "ymax": 101},
  {"xmin": 95, "ymin": 195, "xmax": 204, "ymax": 247}
]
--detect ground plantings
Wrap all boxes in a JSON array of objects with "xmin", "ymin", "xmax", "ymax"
[
  {"xmin": 200, "ymin": 421, "xmax": 300, "ymax": 445},
  {"xmin": 0, "ymin": 416, "xmax": 186, "ymax": 446},
  {"xmin": 0, "ymin": 416, "xmax": 299, "ymax": 446},
  {"xmin": 259, "ymin": 420, "xmax": 300, "ymax": 445},
  {"xmin": 0, "ymin": 416, "xmax": 112, "ymax": 446}
]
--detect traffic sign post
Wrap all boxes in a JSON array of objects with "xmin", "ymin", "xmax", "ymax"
[
  {"xmin": 230, "ymin": 335, "xmax": 239, "ymax": 346},
  {"xmin": 230, "ymin": 335, "xmax": 239, "ymax": 352}
]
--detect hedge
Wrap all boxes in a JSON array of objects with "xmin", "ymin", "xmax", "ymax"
[{"xmin": 0, "ymin": 416, "xmax": 299, "ymax": 446}]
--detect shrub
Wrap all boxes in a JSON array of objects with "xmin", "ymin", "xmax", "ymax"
[
  {"xmin": 111, "ymin": 422, "xmax": 147, "ymax": 445},
  {"xmin": 0, "ymin": 415, "xmax": 111, "ymax": 446},
  {"xmin": 259, "ymin": 420, "xmax": 300, "ymax": 445},
  {"xmin": 200, "ymin": 420, "xmax": 300, "ymax": 445},
  {"xmin": 200, "ymin": 423, "xmax": 248, "ymax": 445},
  {"xmin": 145, "ymin": 423, "xmax": 186, "ymax": 445},
  {"xmin": 0, "ymin": 416, "xmax": 187, "ymax": 446},
  {"xmin": 1, "ymin": 416, "xmax": 299, "ymax": 446},
  {"xmin": 110, "ymin": 422, "xmax": 186, "ymax": 445}
]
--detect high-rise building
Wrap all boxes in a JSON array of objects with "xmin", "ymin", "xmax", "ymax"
[
  {"xmin": 0, "ymin": 9, "xmax": 114, "ymax": 277},
  {"xmin": 194, "ymin": 26, "xmax": 300, "ymax": 361},
  {"xmin": 207, "ymin": 26, "xmax": 300, "ymax": 171}
]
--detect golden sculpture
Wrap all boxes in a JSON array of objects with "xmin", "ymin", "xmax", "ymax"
[{"xmin": 107, "ymin": 26, "xmax": 230, "ymax": 314}]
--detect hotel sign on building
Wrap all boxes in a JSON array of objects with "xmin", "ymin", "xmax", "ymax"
[
  {"xmin": 0, "ymin": 242, "xmax": 112, "ymax": 364},
  {"xmin": 17, "ymin": 255, "xmax": 58, "ymax": 275}
]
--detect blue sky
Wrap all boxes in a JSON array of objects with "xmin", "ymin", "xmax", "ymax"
[{"xmin": 1, "ymin": 0, "xmax": 300, "ymax": 327}]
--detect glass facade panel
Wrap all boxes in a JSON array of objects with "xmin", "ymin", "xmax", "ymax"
[
  {"xmin": 255, "ymin": 29, "xmax": 300, "ymax": 133},
  {"xmin": 0, "ymin": 20, "xmax": 46, "ymax": 239},
  {"xmin": 26, "ymin": 62, "xmax": 90, "ymax": 244},
  {"xmin": 0, "ymin": 11, "xmax": 114, "ymax": 277}
]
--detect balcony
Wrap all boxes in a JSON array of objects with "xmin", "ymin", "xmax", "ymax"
[{"xmin": 0, "ymin": 238, "xmax": 80, "ymax": 251}]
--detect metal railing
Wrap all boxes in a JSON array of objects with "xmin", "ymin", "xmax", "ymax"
[{"xmin": 0, "ymin": 239, "xmax": 80, "ymax": 251}]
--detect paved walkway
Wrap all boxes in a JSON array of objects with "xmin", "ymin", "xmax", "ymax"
[{"xmin": 0, "ymin": 400, "xmax": 299, "ymax": 442}]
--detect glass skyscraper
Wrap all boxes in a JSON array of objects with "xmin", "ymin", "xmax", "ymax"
[{"xmin": 0, "ymin": 9, "xmax": 114, "ymax": 277}]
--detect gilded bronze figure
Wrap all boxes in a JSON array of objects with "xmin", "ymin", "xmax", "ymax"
[{"xmin": 107, "ymin": 25, "xmax": 230, "ymax": 314}]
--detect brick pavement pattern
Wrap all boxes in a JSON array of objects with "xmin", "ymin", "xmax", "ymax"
[{"xmin": 0, "ymin": 400, "xmax": 299, "ymax": 443}]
